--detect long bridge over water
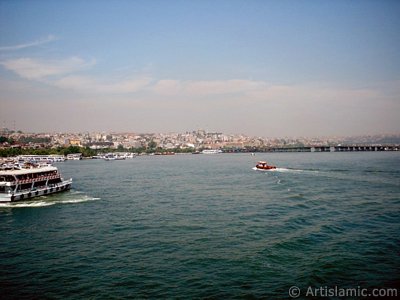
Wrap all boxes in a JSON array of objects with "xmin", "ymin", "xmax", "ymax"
[{"xmin": 267, "ymin": 145, "xmax": 399, "ymax": 152}]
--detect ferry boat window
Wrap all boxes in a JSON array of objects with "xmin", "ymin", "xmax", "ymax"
[{"xmin": 0, "ymin": 175, "xmax": 15, "ymax": 182}]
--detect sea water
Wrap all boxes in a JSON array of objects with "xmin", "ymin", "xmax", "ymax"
[{"xmin": 1, "ymin": 152, "xmax": 399, "ymax": 298}]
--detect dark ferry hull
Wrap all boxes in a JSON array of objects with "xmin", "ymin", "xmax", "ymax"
[{"xmin": 1, "ymin": 179, "xmax": 72, "ymax": 202}]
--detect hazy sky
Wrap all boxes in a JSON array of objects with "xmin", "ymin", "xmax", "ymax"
[{"xmin": 0, "ymin": 0, "xmax": 399, "ymax": 137}]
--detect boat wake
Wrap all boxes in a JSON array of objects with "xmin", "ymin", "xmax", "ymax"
[
  {"xmin": 252, "ymin": 166, "xmax": 397, "ymax": 187},
  {"xmin": 253, "ymin": 167, "xmax": 319, "ymax": 174},
  {"xmin": 58, "ymin": 194, "xmax": 101, "ymax": 204},
  {"xmin": 0, "ymin": 201, "xmax": 55, "ymax": 208},
  {"xmin": 275, "ymin": 168, "xmax": 320, "ymax": 173},
  {"xmin": 0, "ymin": 191, "xmax": 100, "ymax": 208}
]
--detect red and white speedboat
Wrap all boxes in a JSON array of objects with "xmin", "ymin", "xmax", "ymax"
[{"xmin": 255, "ymin": 161, "xmax": 276, "ymax": 170}]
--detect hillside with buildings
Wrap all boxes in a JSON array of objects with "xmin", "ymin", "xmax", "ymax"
[{"xmin": 1, "ymin": 128, "xmax": 399, "ymax": 156}]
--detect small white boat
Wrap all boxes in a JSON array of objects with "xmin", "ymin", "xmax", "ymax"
[
  {"xmin": 66, "ymin": 153, "xmax": 82, "ymax": 160},
  {"xmin": 104, "ymin": 154, "xmax": 116, "ymax": 161},
  {"xmin": 103, "ymin": 154, "xmax": 126, "ymax": 161}
]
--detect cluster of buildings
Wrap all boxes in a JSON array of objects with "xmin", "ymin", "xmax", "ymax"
[{"xmin": 0, "ymin": 127, "xmax": 399, "ymax": 152}]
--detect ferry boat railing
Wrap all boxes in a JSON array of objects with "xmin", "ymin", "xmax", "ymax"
[
  {"xmin": 8, "ymin": 178, "xmax": 72, "ymax": 196},
  {"xmin": 10, "ymin": 174, "xmax": 61, "ymax": 185}
]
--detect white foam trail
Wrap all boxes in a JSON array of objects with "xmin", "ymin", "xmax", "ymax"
[
  {"xmin": 273, "ymin": 168, "xmax": 320, "ymax": 173},
  {"xmin": 0, "ymin": 201, "xmax": 55, "ymax": 208},
  {"xmin": 274, "ymin": 168, "xmax": 298, "ymax": 172},
  {"xmin": 59, "ymin": 196, "xmax": 100, "ymax": 204},
  {"xmin": 0, "ymin": 193, "xmax": 100, "ymax": 208},
  {"xmin": 253, "ymin": 167, "xmax": 319, "ymax": 174},
  {"xmin": 70, "ymin": 190, "xmax": 84, "ymax": 195}
]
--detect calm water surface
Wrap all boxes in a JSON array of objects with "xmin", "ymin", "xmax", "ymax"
[{"xmin": 1, "ymin": 153, "xmax": 399, "ymax": 299}]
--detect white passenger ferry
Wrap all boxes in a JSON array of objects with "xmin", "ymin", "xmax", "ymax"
[
  {"xmin": 201, "ymin": 149, "xmax": 223, "ymax": 154},
  {"xmin": 17, "ymin": 155, "xmax": 66, "ymax": 163},
  {"xmin": 66, "ymin": 153, "xmax": 82, "ymax": 160},
  {"xmin": 0, "ymin": 163, "xmax": 72, "ymax": 202}
]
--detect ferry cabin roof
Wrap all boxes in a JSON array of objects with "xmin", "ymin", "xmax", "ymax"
[
  {"xmin": 0, "ymin": 166, "xmax": 60, "ymax": 189},
  {"xmin": 0, "ymin": 166, "xmax": 58, "ymax": 177}
]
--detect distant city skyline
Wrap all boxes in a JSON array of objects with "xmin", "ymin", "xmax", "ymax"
[{"xmin": 0, "ymin": 1, "xmax": 399, "ymax": 137}]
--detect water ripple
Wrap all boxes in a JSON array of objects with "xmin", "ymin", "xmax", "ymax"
[{"xmin": 1, "ymin": 153, "xmax": 399, "ymax": 298}]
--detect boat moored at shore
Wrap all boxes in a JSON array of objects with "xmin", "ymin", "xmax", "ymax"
[
  {"xmin": 17, "ymin": 155, "xmax": 66, "ymax": 163},
  {"xmin": 66, "ymin": 153, "xmax": 82, "ymax": 160},
  {"xmin": 0, "ymin": 163, "xmax": 72, "ymax": 202},
  {"xmin": 201, "ymin": 149, "xmax": 223, "ymax": 154}
]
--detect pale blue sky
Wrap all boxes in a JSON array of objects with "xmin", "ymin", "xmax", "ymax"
[{"xmin": 0, "ymin": 0, "xmax": 399, "ymax": 136}]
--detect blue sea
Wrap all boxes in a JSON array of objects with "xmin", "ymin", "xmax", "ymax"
[{"xmin": 1, "ymin": 152, "xmax": 399, "ymax": 299}]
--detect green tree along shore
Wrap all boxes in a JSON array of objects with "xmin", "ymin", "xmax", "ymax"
[
  {"xmin": 0, "ymin": 135, "xmax": 201, "ymax": 157},
  {"xmin": 0, "ymin": 145, "xmax": 198, "ymax": 158},
  {"xmin": 0, "ymin": 146, "xmax": 94, "ymax": 158}
]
